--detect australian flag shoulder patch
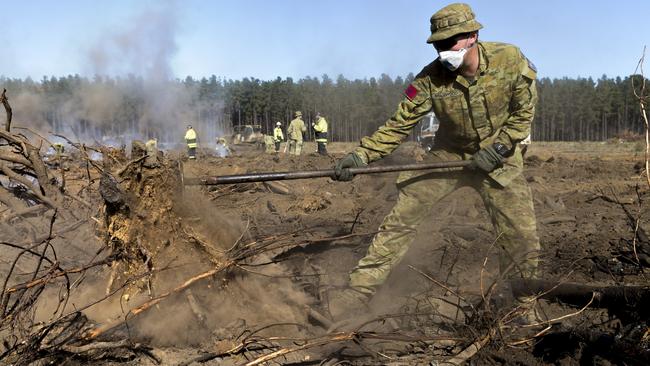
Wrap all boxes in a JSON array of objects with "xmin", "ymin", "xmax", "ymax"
[{"xmin": 404, "ymin": 84, "xmax": 418, "ymax": 101}]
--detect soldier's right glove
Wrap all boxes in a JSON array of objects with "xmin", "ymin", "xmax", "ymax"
[{"xmin": 333, "ymin": 152, "xmax": 366, "ymax": 181}]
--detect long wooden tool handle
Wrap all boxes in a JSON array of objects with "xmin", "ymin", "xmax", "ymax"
[{"xmin": 184, "ymin": 160, "xmax": 471, "ymax": 185}]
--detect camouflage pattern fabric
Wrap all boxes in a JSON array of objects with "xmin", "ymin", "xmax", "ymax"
[
  {"xmin": 426, "ymin": 3, "xmax": 483, "ymax": 43},
  {"xmin": 263, "ymin": 135, "xmax": 275, "ymax": 153},
  {"xmin": 287, "ymin": 140, "xmax": 303, "ymax": 155},
  {"xmin": 348, "ymin": 41, "xmax": 539, "ymax": 295},
  {"xmin": 287, "ymin": 117, "xmax": 306, "ymax": 141},
  {"xmin": 354, "ymin": 41, "xmax": 537, "ymax": 187},
  {"xmin": 349, "ymin": 148, "xmax": 540, "ymax": 295},
  {"xmin": 287, "ymin": 117, "xmax": 306, "ymax": 155}
]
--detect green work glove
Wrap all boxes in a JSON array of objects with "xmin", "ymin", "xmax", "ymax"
[
  {"xmin": 333, "ymin": 152, "xmax": 366, "ymax": 181},
  {"xmin": 468, "ymin": 144, "xmax": 506, "ymax": 173}
]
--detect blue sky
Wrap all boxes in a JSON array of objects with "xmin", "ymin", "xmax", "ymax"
[{"xmin": 1, "ymin": 1, "xmax": 648, "ymax": 81}]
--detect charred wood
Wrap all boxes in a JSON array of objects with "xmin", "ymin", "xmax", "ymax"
[
  {"xmin": 0, "ymin": 89, "xmax": 11, "ymax": 132},
  {"xmin": 510, "ymin": 278, "xmax": 650, "ymax": 320}
]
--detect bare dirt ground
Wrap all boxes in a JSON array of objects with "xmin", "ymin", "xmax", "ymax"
[{"xmin": 1, "ymin": 139, "xmax": 649, "ymax": 365}]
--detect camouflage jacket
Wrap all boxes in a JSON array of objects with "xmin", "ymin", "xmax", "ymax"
[
  {"xmin": 287, "ymin": 118, "xmax": 306, "ymax": 141},
  {"xmin": 354, "ymin": 41, "xmax": 537, "ymax": 186}
]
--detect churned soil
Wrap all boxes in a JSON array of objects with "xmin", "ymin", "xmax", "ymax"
[
  {"xmin": 170, "ymin": 141, "xmax": 648, "ymax": 365},
  {"xmin": 3, "ymin": 141, "xmax": 647, "ymax": 365}
]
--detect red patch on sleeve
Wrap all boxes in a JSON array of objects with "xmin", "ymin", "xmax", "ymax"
[{"xmin": 404, "ymin": 84, "xmax": 418, "ymax": 101}]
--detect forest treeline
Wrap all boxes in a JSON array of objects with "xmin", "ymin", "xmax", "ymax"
[{"xmin": 0, "ymin": 73, "xmax": 646, "ymax": 144}]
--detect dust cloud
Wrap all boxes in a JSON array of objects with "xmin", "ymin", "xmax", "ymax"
[
  {"xmin": 94, "ymin": 189, "xmax": 312, "ymax": 346},
  {"xmin": 1, "ymin": 2, "xmax": 227, "ymax": 150}
]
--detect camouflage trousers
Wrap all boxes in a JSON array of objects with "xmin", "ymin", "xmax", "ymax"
[
  {"xmin": 287, "ymin": 139, "xmax": 303, "ymax": 155},
  {"xmin": 349, "ymin": 149, "xmax": 540, "ymax": 295}
]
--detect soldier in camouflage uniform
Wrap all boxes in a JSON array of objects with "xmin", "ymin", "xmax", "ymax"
[
  {"xmin": 287, "ymin": 111, "xmax": 306, "ymax": 155},
  {"xmin": 332, "ymin": 3, "xmax": 541, "ymax": 322}
]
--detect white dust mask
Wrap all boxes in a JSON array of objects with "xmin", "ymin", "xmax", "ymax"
[
  {"xmin": 438, "ymin": 38, "xmax": 475, "ymax": 71},
  {"xmin": 439, "ymin": 48, "xmax": 467, "ymax": 71}
]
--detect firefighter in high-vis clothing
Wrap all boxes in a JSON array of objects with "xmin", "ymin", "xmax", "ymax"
[
  {"xmin": 331, "ymin": 3, "xmax": 541, "ymax": 325},
  {"xmin": 273, "ymin": 122, "xmax": 284, "ymax": 152},
  {"xmin": 312, "ymin": 113, "xmax": 328, "ymax": 155},
  {"xmin": 185, "ymin": 125, "xmax": 198, "ymax": 160},
  {"xmin": 286, "ymin": 111, "xmax": 306, "ymax": 155}
]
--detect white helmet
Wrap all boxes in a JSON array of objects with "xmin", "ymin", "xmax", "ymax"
[{"xmin": 276, "ymin": 122, "xmax": 281, "ymax": 126}]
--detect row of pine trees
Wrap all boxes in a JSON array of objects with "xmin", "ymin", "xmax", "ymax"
[{"xmin": 0, "ymin": 74, "xmax": 646, "ymax": 144}]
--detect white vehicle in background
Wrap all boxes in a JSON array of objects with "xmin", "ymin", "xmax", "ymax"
[{"xmin": 417, "ymin": 112, "xmax": 439, "ymax": 152}]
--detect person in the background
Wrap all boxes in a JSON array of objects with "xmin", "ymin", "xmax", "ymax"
[
  {"xmin": 215, "ymin": 137, "xmax": 231, "ymax": 157},
  {"xmin": 286, "ymin": 111, "xmax": 306, "ymax": 155},
  {"xmin": 51, "ymin": 143, "xmax": 66, "ymax": 169},
  {"xmin": 263, "ymin": 134, "xmax": 275, "ymax": 153},
  {"xmin": 184, "ymin": 125, "xmax": 198, "ymax": 160},
  {"xmin": 273, "ymin": 122, "xmax": 284, "ymax": 152},
  {"xmin": 144, "ymin": 138, "xmax": 160, "ymax": 168},
  {"xmin": 312, "ymin": 112, "xmax": 328, "ymax": 155}
]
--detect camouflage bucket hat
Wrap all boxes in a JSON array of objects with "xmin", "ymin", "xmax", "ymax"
[{"xmin": 426, "ymin": 3, "xmax": 483, "ymax": 43}]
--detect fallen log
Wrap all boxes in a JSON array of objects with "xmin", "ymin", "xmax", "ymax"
[{"xmin": 510, "ymin": 278, "xmax": 650, "ymax": 319}]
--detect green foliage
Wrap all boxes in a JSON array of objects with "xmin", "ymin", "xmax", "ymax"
[
  {"xmin": 0, "ymin": 74, "xmax": 647, "ymax": 143},
  {"xmin": 536, "ymin": 75, "xmax": 647, "ymax": 141}
]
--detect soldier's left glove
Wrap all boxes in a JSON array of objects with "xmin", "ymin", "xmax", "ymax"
[{"xmin": 468, "ymin": 144, "xmax": 508, "ymax": 173}]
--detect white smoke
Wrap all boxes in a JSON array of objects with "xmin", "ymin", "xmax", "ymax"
[
  {"xmin": 2, "ymin": 3, "xmax": 228, "ymax": 149},
  {"xmin": 87, "ymin": 4, "xmax": 178, "ymax": 81},
  {"xmin": 215, "ymin": 144, "xmax": 230, "ymax": 158},
  {"xmin": 82, "ymin": 2, "xmax": 222, "ymax": 145}
]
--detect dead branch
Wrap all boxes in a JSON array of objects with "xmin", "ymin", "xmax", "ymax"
[
  {"xmin": 440, "ymin": 331, "xmax": 492, "ymax": 366},
  {"xmin": 4, "ymin": 254, "xmax": 114, "ymax": 295},
  {"xmin": 243, "ymin": 333, "xmax": 356, "ymax": 366},
  {"xmin": 1, "ymin": 204, "xmax": 50, "ymax": 223},
  {"xmin": 115, "ymin": 154, "xmax": 147, "ymax": 176},
  {"xmin": 60, "ymin": 339, "xmax": 130, "ymax": 353},
  {"xmin": 510, "ymin": 278, "xmax": 650, "ymax": 317},
  {"xmin": 633, "ymin": 46, "xmax": 650, "ymax": 188},
  {"xmin": 85, "ymin": 259, "xmax": 236, "ymax": 340},
  {"xmin": 0, "ymin": 150, "xmax": 31, "ymax": 165},
  {"xmin": 52, "ymin": 133, "xmax": 105, "ymax": 174},
  {"xmin": 0, "ymin": 128, "xmax": 64, "ymax": 210},
  {"xmin": 1, "ymin": 89, "xmax": 12, "ymax": 132},
  {"xmin": 0, "ymin": 161, "xmax": 56, "ymax": 207}
]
